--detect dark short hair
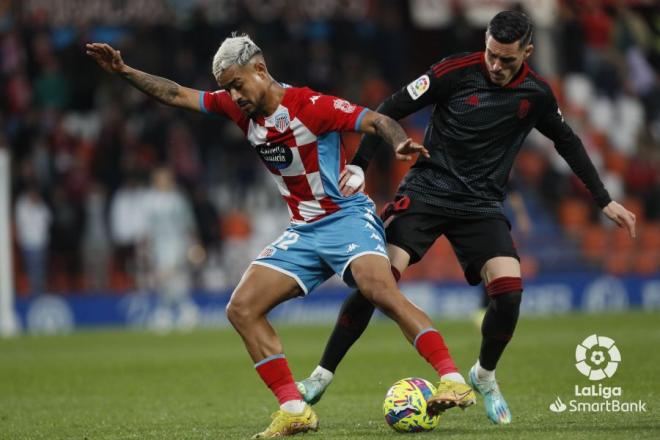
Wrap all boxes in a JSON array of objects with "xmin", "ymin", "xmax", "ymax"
[{"xmin": 487, "ymin": 11, "xmax": 533, "ymax": 47}]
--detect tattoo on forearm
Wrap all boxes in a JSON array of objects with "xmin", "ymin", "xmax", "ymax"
[
  {"xmin": 123, "ymin": 70, "xmax": 180, "ymax": 104},
  {"xmin": 373, "ymin": 116, "xmax": 407, "ymax": 148}
]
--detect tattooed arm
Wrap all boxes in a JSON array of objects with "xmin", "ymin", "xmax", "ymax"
[
  {"xmin": 86, "ymin": 43, "xmax": 201, "ymax": 111},
  {"xmin": 357, "ymin": 110, "xmax": 429, "ymax": 161}
]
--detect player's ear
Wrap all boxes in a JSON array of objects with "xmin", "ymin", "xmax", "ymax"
[
  {"xmin": 253, "ymin": 59, "xmax": 268, "ymax": 78},
  {"xmin": 523, "ymin": 43, "xmax": 534, "ymax": 60}
]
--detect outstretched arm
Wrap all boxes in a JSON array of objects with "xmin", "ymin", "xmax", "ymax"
[
  {"xmin": 536, "ymin": 98, "xmax": 636, "ymax": 238},
  {"xmin": 357, "ymin": 110, "xmax": 430, "ymax": 162},
  {"xmin": 86, "ymin": 43, "xmax": 202, "ymax": 111}
]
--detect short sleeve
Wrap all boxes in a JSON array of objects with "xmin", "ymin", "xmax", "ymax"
[
  {"xmin": 297, "ymin": 94, "xmax": 368, "ymax": 135},
  {"xmin": 200, "ymin": 90, "xmax": 249, "ymax": 131}
]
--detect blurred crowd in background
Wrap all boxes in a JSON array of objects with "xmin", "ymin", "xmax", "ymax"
[{"xmin": 2, "ymin": 0, "xmax": 659, "ymax": 297}]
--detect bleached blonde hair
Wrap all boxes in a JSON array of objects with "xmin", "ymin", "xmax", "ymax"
[{"xmin": 212, "ymin": 33, "xmax": 262, "ymax": 80}]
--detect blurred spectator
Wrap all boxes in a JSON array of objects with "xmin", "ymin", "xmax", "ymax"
[
  {"xmin": 82, "ymin": 182, "xmax": 111, "ymax": 291},
  {"xmin": 2, "ymin": 1, "xmax": 659, "ymax": 293},
  {"xmin": 143, "ymin": 167, "xmax": 198, "ymax": 330},
  {"xmin": 109, "ymin": 175, "xmax": 147, "ymax": 288},
  {"xmin": 49, "ymin": 184, "xmax": 85, "ymax": 291},
  {"xmin": 15, "ymin": 186, "xmax": 51, "ymax": 294},
  {"xmin": 191, "ymin": 186, "xmax": 221, "ymax": 255}
]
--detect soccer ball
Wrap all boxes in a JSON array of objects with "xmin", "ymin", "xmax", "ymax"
[{"xmin": 383, "ymin": 377, "xmax": 441, "ymax": 432}]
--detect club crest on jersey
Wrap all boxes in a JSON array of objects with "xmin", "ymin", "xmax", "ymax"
[
  {"xmin": 517, "ymin": 99, "xmax": 531, "ymax": 119},
  {"xmin": 407, "ymin": 74, "xmax": 430, "ymax": 100},
  {"xmin": 256, "ymin": 142, "xmax": 293, "ymax": 170},
  {"xmin": 269, "ymin": 110, "xmax": 291, "ymax": 133},
  {"xmin": 333, "ymin": 98, "xmax": 356, "ymax": 113}
]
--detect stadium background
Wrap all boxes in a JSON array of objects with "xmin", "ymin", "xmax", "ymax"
[
  {"xmin": 1, "ymin": 1, "xmax": 660, "ymax": 439},
  {"xmin": 1, "ymin": 0, "xmax": 659, "ymax": 331}
]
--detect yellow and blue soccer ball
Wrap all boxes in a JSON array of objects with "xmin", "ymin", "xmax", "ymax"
[{"xmin": 383, "ymin": 377, "xmax": 441, "ymax": 432}]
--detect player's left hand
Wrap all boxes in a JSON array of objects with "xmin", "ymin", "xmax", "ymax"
[
  {"xmin": 339, "ymin": 164, "xmax": 365, "ymax": 196},
  {"xmin": 603, "ymin": 201, "xmax": 636, "ymax": 238},
  {"xmin": 395, "ymin": 138, "xmax": 430, "ymax": 161}
]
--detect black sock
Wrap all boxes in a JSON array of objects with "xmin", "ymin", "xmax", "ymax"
[
  {"xmin": 319, "ymin": 289, "xmax": 376, "ymax": 373},
  {"xmin": 480, "ymin": 284, "xmax": 489, "ymax": 309},
  {"xmin": 479, "ymin": 291, "xmax": 522, "ymax": 371}
]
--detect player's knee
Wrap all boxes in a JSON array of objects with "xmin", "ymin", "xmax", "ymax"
[
  {"xmin": 353, "ymin": 271, "xmax": 390, "ymax": 302},
  {"xmin": 226, "ymin": 294, "xmax": 253, "ymax": 328}
]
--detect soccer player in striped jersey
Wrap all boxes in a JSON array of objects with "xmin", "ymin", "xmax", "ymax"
[
  {"xmin": 298, "ymin": 11, "xmax": 636, "ymax": 425},
  {"xmin": 87, "ymin": 33, "xmax": 476, "ymax": 438}
]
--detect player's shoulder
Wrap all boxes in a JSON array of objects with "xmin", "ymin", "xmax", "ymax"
[
  {"xmin": 526, "ymin": 66, "xmax": 554, "ymax": 96},
  {"xmin": 283, "ymin": 86, "xmax": 323, "ymax": 111},
  {"xmin": 430, "ymin": 52, "xmax": 483, "ymax": 79}
]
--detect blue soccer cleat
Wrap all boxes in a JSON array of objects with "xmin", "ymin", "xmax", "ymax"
[
  {"xmin": 296, "ymin": 377, "xmax": 328, "ymax": 405},
  {"xmin": 468, "ymin": 365, "xmax": 512, "ymax": 424}
]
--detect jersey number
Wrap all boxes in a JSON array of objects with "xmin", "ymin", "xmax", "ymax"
[{"xmin": 273, "ymin": 232, "xmax": 300, "ymax": 250}]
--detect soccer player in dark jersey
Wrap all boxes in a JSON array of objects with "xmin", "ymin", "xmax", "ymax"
[
  {"xmin": 297, "ymin": 11, "xmax": 636, "ymax": 425},
  {"xmin": 87, "ymin": 33, "xmax": 476, "ymax": 438}
]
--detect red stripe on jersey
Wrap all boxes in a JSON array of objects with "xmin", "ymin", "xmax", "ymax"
[
  {"xmin": 282, "ymin": 175, "xmax": 315, "ymax": 201},
  {"xmin": 283, "ymin": 195, "xmax": 304, "ymax": 222},
  {"xmin": 297, "ymin": 143, "xmax": 320, "ymax": 173},
  {"xmin": 432, "ymin": 54, "xmax": 482, "ymax": 78},
  {"xmin": 432, "ymin": 53, "xmax": 482, "ymax": 78},
  {"xmin": 431, "ymin": 52, "xmax": 481, "ymax": 72},
  {"xmin": 318, "ymin": 196, "xmax": 340, "ymax": 214},
  {"xmin": 528, "ymin": 66, "xmax": 550, "ymax": 86},
  {"xmin": 505, "ymin": 62, "xmax": 530, "ymax": 89}
]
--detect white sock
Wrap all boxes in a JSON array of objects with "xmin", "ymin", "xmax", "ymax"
[
  {"xmin": 440, "ymin": 372, "xmax": 466, "ymax": 384},
  {"xmin": 281, "ymin": 399, "xmax": 306, "ymax": 414},
  {"xmin": 310, "ymin": 365, "xmax": 334, "ymax": 386},
  {"xmin": 475, "ymin": 360, "xmax": 495, "ymax": 381}
]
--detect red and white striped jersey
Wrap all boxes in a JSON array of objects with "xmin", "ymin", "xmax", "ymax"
[{"xmin": 201, "ymin": 86, "xmax": 370, "ymax": 224}]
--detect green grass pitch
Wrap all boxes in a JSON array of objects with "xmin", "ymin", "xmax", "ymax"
[{"xmin": 1, "ymin": 312, "xmax": 658, "ymax": 439}]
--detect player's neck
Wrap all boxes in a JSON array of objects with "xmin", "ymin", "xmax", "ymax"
[{"xmin": 261, "ymin": 79, "xmax": 285, "ymax": 117}]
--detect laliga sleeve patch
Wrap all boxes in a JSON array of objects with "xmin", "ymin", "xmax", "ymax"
[{"xmin": 406, "ymin": 74, "xmax": 430, "ymax": 100}]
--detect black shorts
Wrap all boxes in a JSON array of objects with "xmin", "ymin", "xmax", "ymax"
[{"xmin": 381, "ymin": 196, "xmax": 519, "ymax": 286}]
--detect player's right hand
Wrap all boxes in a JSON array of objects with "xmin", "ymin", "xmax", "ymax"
[
  {"xmin": 85, "ymin": 43, "xmax": 127, "ymax": 74},
  {"xmin": 339, "ymin": 164, "xmax": 365, "ymax": 196},
  {"xmin": 603, "ymin": 201, "xmax": 636, "ymax": 238},
  {"xmin": 395, "ymin": 138, "xmax": 430, "ymax": 161}
]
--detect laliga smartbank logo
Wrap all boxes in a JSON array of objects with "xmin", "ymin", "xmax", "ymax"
[
  {"xmin": 575, "ymin": 334, "xmax": 620, "ymax": 380},
  {"xmin": 549, "ymin": 334, "xmax": 647, "ymax": 414}
]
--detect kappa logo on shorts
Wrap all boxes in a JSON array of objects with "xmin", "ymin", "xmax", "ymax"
[
  {"xmin": 364, "ymin": 222, "xmax": 376, "ymax": 231},
  {"xmin": 346, "ymin": 243, "xmax": 360, "ymax": 253},
  {"xmin": 370, "ymin": 233, "xmax": 382, "ymax": 242},
  {"xmin": 407, "ymin": 74, "xmax": 430, "ymax": 100},
  {"xmin": 363, "ymin": 211, "xmax": 375, "ymax": 222},
  {"xmin": 375, "ymin": 244, "xmax": 386, "ymax": 253}
]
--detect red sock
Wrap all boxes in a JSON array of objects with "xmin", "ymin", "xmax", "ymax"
[
  {"xmin": 255, "ymin": 355, "xmax": 302, "ymax": 405},
  {"xmin": 414, "ymin": 329, "xmax": 458, "ymax": 376}
]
